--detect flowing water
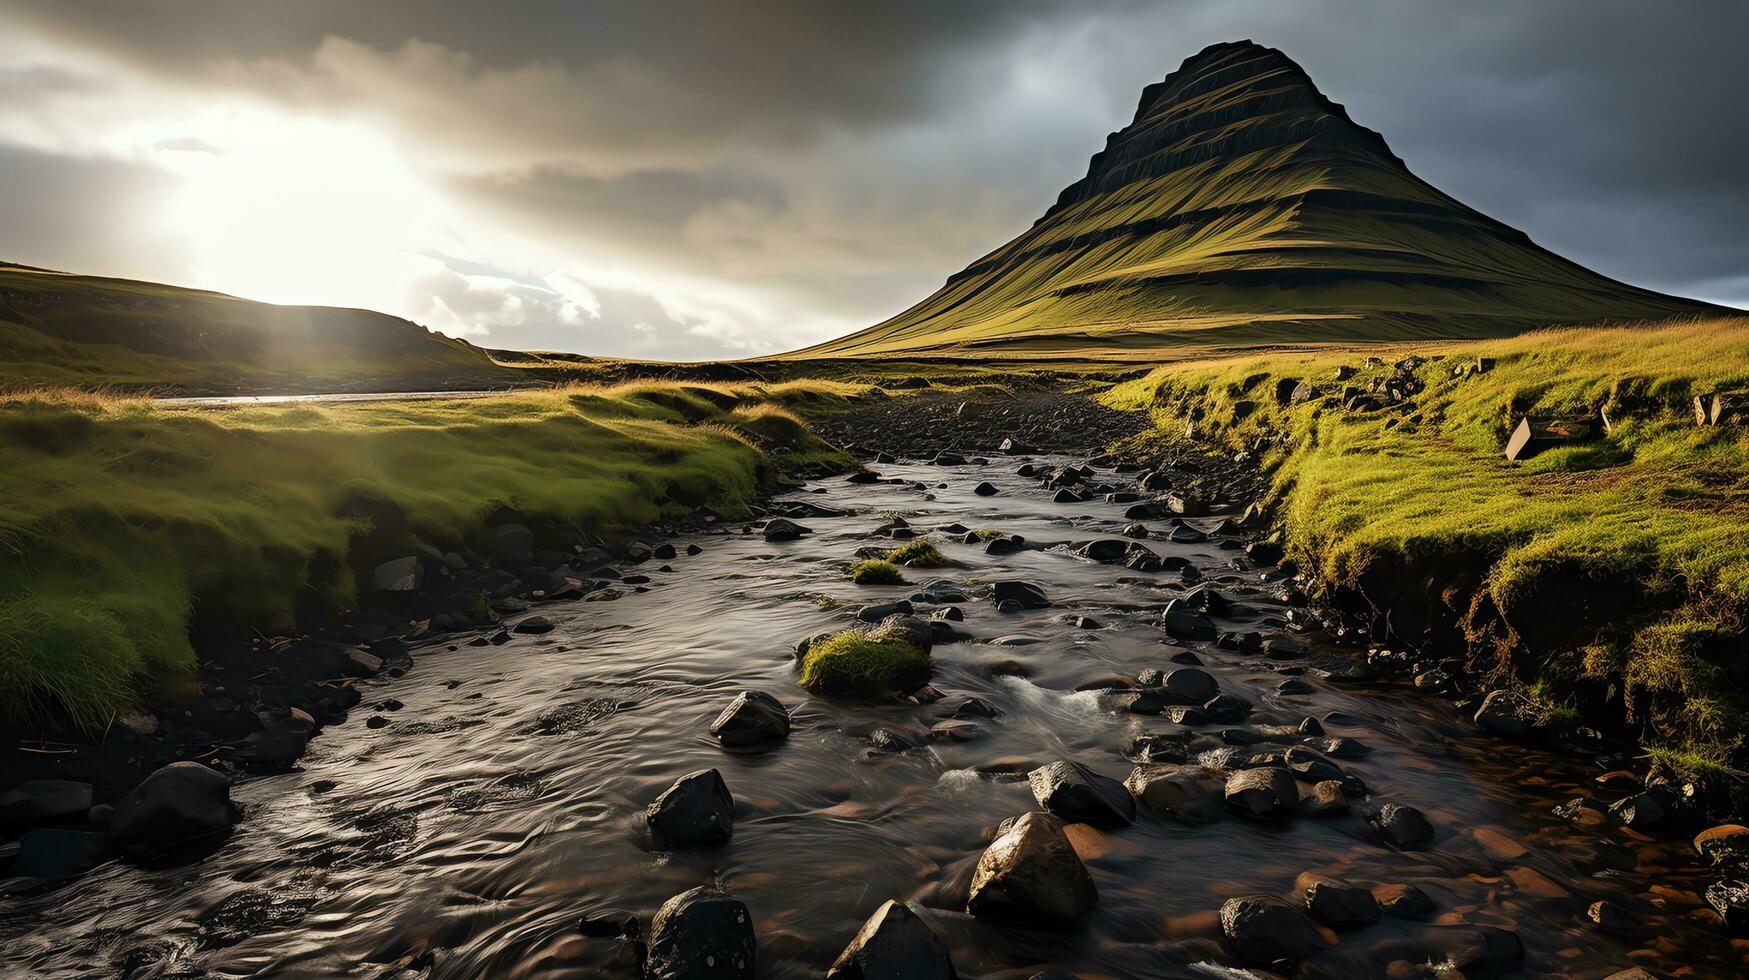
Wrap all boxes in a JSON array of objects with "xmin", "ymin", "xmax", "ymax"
[{"xmin": 1, "ymin": 456, "xmax": 1738, "ymax": 978}]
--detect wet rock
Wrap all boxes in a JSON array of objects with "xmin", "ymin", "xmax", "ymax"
[
  {"xmin": 952, "ymin": 696, "xmax": 1001, "ymax": 719},
  {"xmin": 1201, "ymin": 693, "xmax": 1252, "ymax": 723},
  {"xmin": 1298, "ymin": 874, "xmax": 1379, "ymax": 929},
  {"xmin": 973, "ymin": 482, "xmax": 999, "ymax": 497},
  {"xmin": 1694, "ymin": 824, "xmax": 1749, "ymax": 866},
  {"xmin": 1224, "ymin": 767, "xmax": 1298, "ymax": 819},
  {"xmin": 1125, "ymin": 765, "xmax": 1225, "ymax": 825},
  {"xmin": 578, "ymin": 907, "xmax": 641, "ymax": 939},
  {"xmin": 1027, "ymin": 761, "xmax": 1136, "ymax": 828},
  {"xmin": 645, "ymin": 885, "xmax": 756, "ymax": 979},
  {"xmin": 1706, "ymin": 876, "xmax": 1749, "ymax": 933},
  {"xmin": 1603, "ymin": 970, "xmax": 1659, "ymax": 980},
  {"xmin": 645, "ymin": 769, "xmax": 734, "ymax": 848},
  {"xmin": 513, "ymin": 615, "xmax": 555, "ymax": 635},
  {"xmin": 1370, "ymin": 803, "xmax": 1435, "ymax": 849},
  {"xmin": 1283, "ymin": 746, "xmax": 1348, "ymax": 785},
  {"xmin": 1122, "ymin": 523, "xmax": 1150, "ymax": 539},
  {"xmin": 1245, "ymin": 540, "xmax": 1284, "ymax": 565},
  {"xmin": 966, "ymin": 812, "xmax": 1096, "ymax": 927},
  {"xmin": 869, "ymin": 728, "xmax": 922, "ymax": 753},
  {"xmin": 654, "ymin": 543, "xmax": 678, "ymax": 560},
  {"xmin": 1313, "ymin": 736, "xmax": 1370, "ymax": 759},
  {"xmin": 1609, "ymin": 792, "xmax": 1667, "ymax": 829},
  {"xmin": 1219, "ymin": 896, "xmax": 1330, "ymax": 965},
  {"xmin": 1419, "ymin": 925, "xmax": 1524, "ymax": 978},
  {"xmin": 369, "ymin": 556, "xmax": 423, "ymax": 593},
  {"xmin": 709, "ymin": 692, "xmax": 791, "ymax": 747},
  {"xmin": 1121, "ymin": 544, "xmax": 1164, "ymax": 572},
  {"xmin": 1051, "ymin": 488, "xmax": 1085, "ymax": 504},
  {"xmin": 1169, "ymin": 651, "xmax": 1203, "ymax": 666},
  {"xmin": 12, "ymin": 828, "xmax": 108, "ymax": 882},
  {"xmin": 1587, "ymin": 899, "xmax": 1638, "ymax": 937},
  {"xmin": 1078, "ymin": 539, "xmax": 1129, "ymax": 562},
  {"xmin": 827, "ymin": 899, "xmax": 955, "ymax": 980},
  {"xmin": 1162, "ymin": 600, "xmax": 1216, "ymax": 641},
  {"xmin": 990, "ymin": 581, "xmax": 1050, "ymax": 609},
  {"xmin": 1159, "ymin": 667, "xmax": 1218, "ymax": 703},
  {"xmin": 1276, "ymin": 678, "xmax": 1314, "ymax": 696},
  {"xmin": 1071, "ymin": 615, "xmax": 1101, "ymax": 630},
  {"xmin": 1164, "ymin": 706, "xmax": 1211, "ymax": 726},
  {"xmin": 931, "ymin": 451, "xmax": 967, "ymax": 465},
  {"xmin": 1297, "ymin": 716, "xmax": 1325, "ymax": 736},
  {"xmin": 1373, "ymin": 882, "xmax": 1436, "ymax": 918},
  {"xmin": 1126, "ymin": 733, "xmax": 1191, "ymax": 765},
  {"xmin": 1474, "ymin": 690, "xmax": 1541, "ymax": 737},
  {"xmin": 108, "ymin": 762, "xmax": 236, "ymax": 857},
  {"xmin": 1166, "ymin": 525, "xmax": 1207, "ymax": 544},
  {"xmin": 984, "ymin": 536, "xmax": 1023, "ymax": 556},
  {"xmin": 763, "ymin": 518, "xmax": 812, "ymax": 542},
  {"xmin": 1297, "ymin": 781, "xmax": 1349, "ymax": 818},
  {"xmin": 855, "ymin": 601, "xmax": 914, "ymax": 623},
  {"xmin": 868, "ymin": 614, "xmax": 934, "ymax": 655},
  {"xmin": 0, "ymin": 780, "xmax": 93, "ymax": 833}
]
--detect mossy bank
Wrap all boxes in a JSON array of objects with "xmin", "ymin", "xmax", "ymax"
[
  {"xmin": 1103, "ymin": 317, "xmax": 1749, "ymax": 804},
  {"xmin": 0, "ymin": 381, "xmax": 860, "ymax": 728}
]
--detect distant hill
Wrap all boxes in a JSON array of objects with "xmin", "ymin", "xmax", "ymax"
[
  {"xmin": 798, "ymin": 40, "xmax": 1726, "ymax": 361},
  {"xmin": 0, "ymin": 263, "xmax": 511, "ymax": 393}
]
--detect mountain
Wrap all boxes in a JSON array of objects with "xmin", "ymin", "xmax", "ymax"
[
  {"xmin": 0, "ymin": 263, "xmax": 510, "ymax": 393},
  {"xmin": 798, "ymin": 40, "xmax": 1723, "ymax": 361}
]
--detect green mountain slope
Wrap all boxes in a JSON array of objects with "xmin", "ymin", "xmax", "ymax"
[
  {"xmin": 0, "ymin": 263, "xmax": 510, "ymax": 393},
  {"xmin": 799, "ymin": 40, "xmax": 1724, "ymax": 361}
]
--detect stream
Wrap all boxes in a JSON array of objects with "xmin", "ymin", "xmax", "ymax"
[{"xmin": 0, "ymin": 454, "xmax": 1735, "ymax": 978}]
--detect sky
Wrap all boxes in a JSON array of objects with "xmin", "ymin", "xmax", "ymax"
[{"xmin": 2, "ymin": 1, "xmax": 1745, "ymax": 361}]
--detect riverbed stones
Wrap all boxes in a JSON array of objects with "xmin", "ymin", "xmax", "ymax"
[
  {"xmin": 646, "ymin": 769, "xmax": 734, "ymax": 848},
  {"xmin": 966, "ymin": 811, "xmax": 1096, "ymax": 927},
  {"xmin": 1586, "ymin": 899, "xmax": 1638, "ymax": 937},
  {"xmin": 1474, "ymin": 690, "xmax": 1541, "ymax": 736},
  {"xmin": 1370, "ymin": 803, "xmax": 1435, "ymax": 849},
  {"xmin": 1157, "ymin": 667, "xmax": 1218, "ymax": 703},
  {"xmin": 709, "ymin": 692, "xmax": 790, "ymax": 747},
  {"xmin": 1298, "ymin": 873, "xmax": 1379, "ymax": 929},
  {"xmin": 990, "ymin": 581, "xmax": 1050, "ymax": 609},
  {"xmin": 1695, "ymin": 824, "xmax": 1749, "ymax": 865},
  {"xmin": 827, "ymin": 900, "xmax": 955, "ymax": 980},
  {"xmin": 12, "ymin": 827, "xmax": 109, "ymax": 882},
  {"xmin": 1078, "ymin": 539, "xmax": 1129, "ymax": 562},
  {"xmin": 1162, "ymin": 600, "xmax": 1216, "ymax": 641},
  {"xmin": 1125, "ymin": 765, "xmax": 1225, "ymax": 824},
  {"xmin": 1223, "ymin": 767, "xmax": 1298, "ymax": 819},
  {"xmin": 1027, "ymin": 761, "xmax": 1136, "ymax": 828},
  {"xmin": 1219, "ymin": 896, "xmax": 1330, "ymax": 965},
  {"xmin": 108, "ymin": 762, "xmax": 236, "ymax": 856},
  {"xmin": 513, "ymin": 615, "xmax": 555, "ymax": 635},
  {"xmin": 1297, "ymin": 780, "xmax": 1350, "ymax": 818},
  {"xmin": 0, "ymin": 780, "xmax": 93, "ymax": 833},
  {"xmin": 1706, "ymin": 876, "xmax": 1749, "ymax": 932},
  {"xmin": 973, "ymin": 481, "xmax": 999, "ymax": 497},
  {"xmin": 1609, "ymin": 791, "xmax": 1667, "ymax": 829},
  {"xmin": 1373, "ymin": 882, "xmax": 1436, "ymax": 918},
  {"xmin": 645, "ymin": 885, "xmax": 756, "ymax": 979},
  {"xmin": 1201, "ymin": 692, "xmax": 1252, "ymax": 723},
  {"xmin": 368, "ymin": 555, "xmax": 423, "ymax": 593},
  {"xmin": 1420, "ymin": 925, "xmax": 1524, "ymax": 977},
  {"xmin": 762, "ymin": 518, "xmax": 812, "ymax": 542}
]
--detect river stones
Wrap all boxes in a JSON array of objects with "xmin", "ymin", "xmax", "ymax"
[
  {"xmin": 1706, "ymin": 875, "xmax": 1749, "ymax": 932},
  {"xmin": 645, "ymin": 885, "xmax": 756, "ymax": 979},
  {"xmin": 1297, "ymin": 780, "xmax": 1350, "ymax": 818},
  {"xmin": 1125, "ymin": 765, "xmax": 1225, "ymax": 825},
  {"xmin": 828, "ymin": 900, "xmax": 956, "ymax": 979},
  {"xmin": 108, "ymin": 762, "xmax": 236, "ymax": 857},
  {"xmin": 1416, "ymin": 925, "xmax": 1524, "ymax": 977},
  {"xmin": 709, "ymin": 692, "xmax": 790, "ymax": 747},
  {"xmin": 966, "ymin": 812, "xmax": 1096, "ymax": 927},
  {"xmin": 1162, "ymin": 600, "xmax": 1216, "ymax": 641},
  {"xmin": 1223, "ymin": 767, "xmax": 1298, "ymax": 819},
  {"xmin": 1609, "ymin": 791, "xmax": 1667, "ymax": 829},
  {"xmin": 0, "ymin": 780, "xmax": 92, "ymax": 833},
  {"xmin": 1078, "ymin": 540, "xmax": 1129, "ymax": 562},
  {"xmin": 1297, "ymin": 873, "xmax": 1379, "ymax": 929},
  {"xmin": 1027, "ymin": 761, "xmax": 1136, "ymax": 828},
  {"xmin": 1373, "ymin": 882, "xmax": 1436, "ymax": 918},
  {"xmin": 1695, "ymin": 824, "xmax": 1749, "ymax": 865},
  {"xmin": 1219, "ymin": 896, "xmax": 1329, "ymax": 965},
  {"xmin": 646, "ymin": 769, "xmax": 734, "ymax": 848},
  {"xmin": 1282, "ymin": 745, "xmax": 1348, "ymax": 784},
  {"xmin": 984, "ymin": 536, "xmax": 1023, "ymax": 556},
  {"xmin": 973, "ymin": 481, "xmax": 999, "ymax": 497},
  {"xmin": 1161, "ymin": 667, "xmax": 1218, "ymax": 703},
  {"xmin": 866, "ymin": 614, "xmax": 935, "ymax": 655},
  {"xmin": 990, "ymin": 581, "xmax": 1050, "ymax": 609},
  {"xmin": 1122, "ymin": 523, "xmax": 1150, "ymax": 539},
  {"xmin": 1200, "ymin": 692, "xmax": 1252, "ymax": 723},
  {"xmin": 482, "ymin": 522, "xmax": 534, "ymax": 565},
  {"xmin": 1370, "ymin": 803, "xmax": 1435, "ymax": 849},
  {"xmin": 12, "ymin": 828, "xmax": 108, "ymax": 882},
  {"xmin": 1473, "ymin": 690, "xmax": 1541, "ymax": 736},
  {"xmin": 513, "ymin": 615, "xmax": 555, "ymax": 635},
  {"xmin": 762, "ymin": 518, "xmax": 812, "ymax": 542},
  {"xmin": 1586, "ymin": 899, "xmax": 1638, "ymax": 937}
]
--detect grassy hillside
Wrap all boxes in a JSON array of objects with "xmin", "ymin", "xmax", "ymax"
[
  {"xmin": 0, "ymin": 263, "xmax": 514, "ymax": 393},
  {"xmin": 801, "ymin": 41, "xmax": 1720, "ymax": 362},
  {"xmin": 1102, "ymin": 316, "xmax": 1749, "ymax": 779},
  {"xmin": 0, "ymin": 381, "xmax": 859, "ymax": 727}
]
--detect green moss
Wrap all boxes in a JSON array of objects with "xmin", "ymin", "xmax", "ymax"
[
  {"xmin": 797, "ymin": 629, "xmax": 931, "ymax": 700},
  {"xmin": 0, "ymin": 383, "xmax": 851, "ymax": 728},
  {"xmin": 1101, "ymin": 317, "xmax": 1749, "ymax": 766},
  {"xmin": 849, "ymin": 560, "xmax": 906, "ymax": 585},
  {"xmin": 973, "ymin": 528, "xmax": 1008, "ymax": 540},
  {"xmin": 884, "ymin": 540, "xmax": 954, "ymax": 568}
]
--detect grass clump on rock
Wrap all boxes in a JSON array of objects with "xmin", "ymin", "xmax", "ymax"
[
  {"xmin": 797, "ymin": 629, "xmax": 930, "ymax": 701},
  {"xmin": 884, "ymin": 540, "xmax": 955, "ymax": 568},
  {"xmin": 849, "ymin": 560, "xmax": 906, "ymax": 585}
]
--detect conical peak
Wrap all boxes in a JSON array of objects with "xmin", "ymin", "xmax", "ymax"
[{"xmin": 1131, "ymin": 40, "xmax": 1311, "ymax": 123}]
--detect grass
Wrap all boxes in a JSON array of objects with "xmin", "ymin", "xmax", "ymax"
[
  {"xmin": 884, "ymin": 540, "xmax": 955, "ymax": 568},
  {"xmin": 849, "ymin": 560, "xmax": 906, "ymax": 585},
  {"xmin": 1101, "ymin": 316, "xmax": 1749, "ymax": 767},
  {"xmin": 796, "ymin": 629, "xmax": 930, "ymax": 701},
  {"xmin": 0, "ymin": 380, "xmax": 852, "ymax": 728}
]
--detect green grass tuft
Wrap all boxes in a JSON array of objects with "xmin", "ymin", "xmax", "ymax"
[
  {"xmin": 797, "ymin": 629, "xmax": 930, "ymax": 701},
  {"xmin": 849, "ymin": 560, "xmax": 906, "ymax": 585},
  {"xmin": 884, "ymin": 540, "xmax": 954, "ymax": 568}
]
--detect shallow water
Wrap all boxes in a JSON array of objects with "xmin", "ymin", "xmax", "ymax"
[{"xmin": 2, "ymin": 456, "xmax": 1739, "ymax": 978}]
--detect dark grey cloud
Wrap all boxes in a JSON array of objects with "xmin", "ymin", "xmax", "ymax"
[{"xmin": 0, "ymin": 0, "xmax": 1742, "ymax": 360}]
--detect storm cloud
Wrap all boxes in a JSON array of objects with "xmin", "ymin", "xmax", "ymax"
[{"xmin": 0, "ymin": 0, "xmax": 1743, "ymax": 358}]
